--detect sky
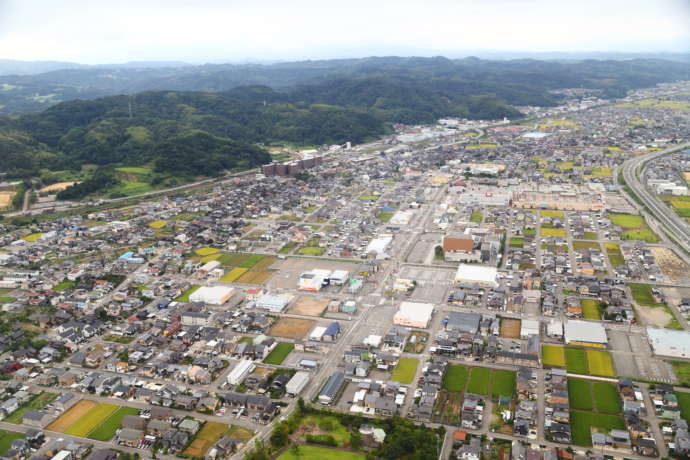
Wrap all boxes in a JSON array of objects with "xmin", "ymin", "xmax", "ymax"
[{"xmin": 0, "ymin": 0, "xmax": 689, "ymax": 64}]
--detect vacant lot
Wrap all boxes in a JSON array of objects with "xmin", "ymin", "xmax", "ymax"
[
  {"xmin": 87, "ymin": 406, "xmax": 139, "ymax": 441},
  {"xmin": 650, "ymin": 247, "xmax": 690, "ymax": 283},
  {"xmin": 391, "ymin": 358, "xmax": 418, "ymax": 384},
  {"xmin": 263, "ymin": 343, "xmax": 295, "ymax": 365},
  {"xmin": 467, "ymin": 367, "xmax": 491, "ymax": 395},
  {"xmin": 500, "ymin": 318, "xmax": 521, "ymax": 338},
  {"xmin": 592, "ymin": 381, "xmax": 622, "ymax": 414},
  {"xmin": 568, "ymin": 378, "xmax": 593, "ymax": 410},
  {"xmin": 65, "ymin": 403, "xmax": 119, "ymax": 437},
  {"xmin": 586, "ymin": 349, "xmax": 615, "ymax": 377},
  {"xmin": 47, "ymin": 400, "xmax": 97, "ymax": 432},
  {"xmin": 184, "ymin": 421, "xmax": 229, "ymax": 458},
  {"xmin": 629, "ymin": 283, "xmax": 663, "ymax": 307},
  {"xmin": 39, "ymin": 182, "xmax": 78, "ymax": 193},
  {"xmin": 288, "ymin": 296, "xmax": 329, "ymax": 316},
  {"xmin": 268, "ymin": 318, "xmax": 315, "ymax": 340},
  {"xmin": 609, "ymin": 213, "xmax": 659, "ymax": 242},
  {"xmin": 581, "ymin": 299, "xmax": 602, "ymax": 320},
  {"xmin": 175, "ymin": 285, "xmax": 201, "ymax": 302},
  {"xmin": 542, "ymin": 345, "xmax": 566, "ymax": 368},
  {"xmin": 565, "ymin": 347, "xmax": 588, "ymax": 374},
  {"xmin": 0, "ymin": 191, "xmax": 15, "ymax": 209},
  {"xmin": 570, "ymin": 410, "xmax": 625, "ymax": 447},
  {"xmin": 443, "ymin": 365, "xmax": 469, "ymax": 392},
  {"xmin": 5, "ymin": 392, "xmax": 57, "ymax": 424}
]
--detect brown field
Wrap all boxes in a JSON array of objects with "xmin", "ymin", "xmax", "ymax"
[
  {"xmin": 237, "ymin": 270, "xmax": 274, "ymax": 285},
  {"xmin": 650, "ymin": 247, "xmax": 690, "ymax": 284},
  {"xmin": 39, "ymin": 182, "xmax": 78, "ymax": 193},
  {"xmin": 46, "ymin": 399, "xmax": 96, "ymax": 432},
  {"xmin": 0, "ymin": 192, "xmax": 14, "ymax": 208},
  {"xmin": 267, "ymin": 317, "xmax": 315, "ymax": 340},
  {"xmin": 288, "ymin": 296, "xmax": 329, "ymax": 316},
  {"xmin": 252, "ymin": 256, "xmax": 278, "ymax": 270},
  {"xmin": 500, "ymin": 318, "xmax": 521, "ymax": 338}
]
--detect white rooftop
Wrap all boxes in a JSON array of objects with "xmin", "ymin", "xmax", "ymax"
[
  {"xmin": 454, "ymin": 264, "xmax": 498, "ymax": 286},
  {"xmin": 647, "ymin": 327, "xmax": 690, "ymax": 357},
  {"xmin": 563, "ymin": 320, "xmax": 607, "ymax": 344},
  {"xmin": 397, "ymin": 301, "xmax": 434, "ymax": 322}
]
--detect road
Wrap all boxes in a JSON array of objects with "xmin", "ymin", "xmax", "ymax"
[{"xmin": 620, "ymin": 141, "xmax": 690, "ymax": 257}]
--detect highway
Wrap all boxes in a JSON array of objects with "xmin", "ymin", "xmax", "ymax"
[{"xmin": 620, "ymin": 140, "xmax": 690, "ymax": 255}]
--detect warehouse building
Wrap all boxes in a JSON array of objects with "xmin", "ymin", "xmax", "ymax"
[
  {"xmin": 445, "ymin": 311, "xmax": 481, "ymax": 334},
  {"xmin": 255, "ymin": 294, "xmax": 290, "ymax": 313},
  {"xmin": 286, "ymin": 371, "xmax": 310, "ymax": 396},
  {"xmin": 454, "ymin": 264, "xmax": 499, "ymax": 287},
  {"xmin": 647, "ymin": 328, "xmax": 690, "ymax": 358},
  {"xmin": 393, "ymin": 301, "xmax": 435, "ymax": 329},
  {"xmin": 520, "ymin": 319, "xmax": 540, "ymax": 339},
  {"xmin": 319, "ymin": 372, "xmax": 345, "ymax": 405},
  {"xmin": 366, "ymin": 235, "xmax": 393, "ymax": 257},
  {"xmin": 226, "ymin": 359, "xmax": 255, "ymax": 386},
  {"xmin": 563, "ymin": 320, "xmax": 607, "ymax": 346},
  {"xmin": 189, "ymin": 286, "xmax": 235, "ymax": 305}
]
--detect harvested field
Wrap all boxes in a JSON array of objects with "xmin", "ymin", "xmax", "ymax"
[
  {"xmin": 267, "ymin": 318, "xmax": 315, "ymax": 339},
  {"xmin": 39, "ymin": 182, "xmax": 78, "ymax": 193},
  {"xmin": 650, "ymin": 247, "xmax": 690, "ymax": 283},
  {"xmin": 0, "ymin": 192, "xmax": 15, "ymax": 208},
  {"xmin": 236, "ymin": 270, "xmax": 274, "ymax": 284},
  {"xmin": 500, "ymin": 318, "xmax": 521, "ymax": 338},
  {"xmin": 184, "ymin": 421, "xmax": 229, "ymax": 457},
  {"xmin": 46, "ymin": 400, "xmax": 97, "ymax": 432},
  {"xmin": 288, "ymin": 296, "xmax": 329, "ymax": 316}
]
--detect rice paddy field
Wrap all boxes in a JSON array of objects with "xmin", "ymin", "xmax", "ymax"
[
  {"xmin": 442, "ymin": 365, "xmax": 515, "ymax": 398},
  {"xmin": 542, "ymin": 345, "xmax": 566, "ymax": 367},
  {"xmin": 608, "ymin": 213, "xmax": 659, "ymax": 242},
  {"xmin": 570, "ymin": 410, "xmax": 625, "ymax": 447}
]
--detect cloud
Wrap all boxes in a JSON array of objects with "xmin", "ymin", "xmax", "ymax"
[{"xmin": 0, "ymin": 0, "xmax": 688, "ymax": 63}]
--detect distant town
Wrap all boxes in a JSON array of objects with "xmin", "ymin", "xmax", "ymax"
[{"xmin": 0, "ymin": 78, "xmax": 689, "ymax": 460}]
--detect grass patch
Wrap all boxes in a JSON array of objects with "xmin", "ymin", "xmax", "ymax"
[
  {"xmin": 570, "ymin": 410, "xmax": 625, "ymax": 447},
  {"xmin": 299, "ymin": 414, "xmax": 351, "ymax": 446},
  {"xmin": 53, "ymin": 279, "xmax": 76, "ymax": 291},
  {"xmin": 565, "ymin": 347, "xmax": 588, "ymax": 375},
  {"xmin": 221, "ymin": 267, "xmax": 248, "ymax": 283},
  {"xmin": 298, "ymin": 246, "xmax": 325, "ymax": 256},
  {"xmin": 586, "ymin": 349, "xmax": 615, "ymax": 377},
  {"xmin": 442, "ymin": 365, "xmax": 468, "ymax": 392},
  {"xmin": 583, "ymin": 231, "xmax": 598, "ymax": 240},
  {"xmin": 671, "ymin": 361, "xmax": 690, "ymax": 386},
  {"xmin": 573, "ymin": 241, "xmax": 599, "ymax": 251},
  {"xmin": 568, "ymin": 378, "xmax": 593, "ymax": 411},
  {"xmin": 592, "ymin": 167, "xmax": 612, "ymax": 177},
  {"xmin": 470, "ymin": 211, "xmax": 483, "ymax": 224},
  {"xmin": 677, "ymin": 392, "xmax": 690, "ymax": 423},
  {"xmin": 183, "ymin": 421, "xmax": 230, "ymax": 457},
  {"xmin": 279, "ymin": 241, "xmax": 299, "ymax": 254},
  {"xmin": 542, "ymin": 345, "xmax": 566, "ymax": 367},
  {"xmin": 103, "ymin": 334, "xmax": 135, "ymax": 344},
  {"xmin": 467, "ymin": 367, "xmax": 491, "ymax": 395},
  {"xmin": 195, "ymin": 247, "xmax": 220, "ymax": 256},
  {"xmin": 541, "ymin": 210, "xmax": 565, "ymax": 218},
  {"xmin": 541, "ymin": 227, "xmax": 566, "ymax": 237},
  {"xmin": 609, "ymin": 213, "xmax": 659, "ymax": 242},
  {"xmin": 4, "ymin": 392, "xmax": 57, "ymax": 424},
  {"xmin": 605, "ymin": 243, "xmax": 625, "ymax": 266},
  {"xmin": 509, "ymin": 237, "xmax": 524, "ymax": 248},
  {"xmin": 491, "ymin": 370, "xmax": 516, "ymax": 398},
  {"xmin": 592, "ymin": 382, "xmax": 622, "ymax": 414},
  {"xmin": 628, "ymin": 283, "xmax": 664, "ymax": 307},
  {"xmin": 277, "ymin": 445, "xmax": 364, "ymax": 460},
  {"xmin": 175, "ymin": 285, "xmax": 201, "ymax": 302},
  {"xmin": 376, "ymin": 211, "xmax": 394, "ymax": 222},
  {"xmin": 581, "ymin": 299, "xmax": 602, "ymax": 320},
  {"xmin": 21, "ymin": 233, "xmax": 42, "ymax": 242},
  {"xmin": 238, "ymin": 254, "xmax": 266, "ymax": 269},
  {"xmin": 391, "ymin": 358, "xmax": 418, "ymax": 384},
  {"xmin": 0, "ymin": 297, "xmax": 15, "ymax": 303},
  {"xmin": 148, "ymin": 220, "xmax": 167, "ymax": 229},
  {"xmin": 263, "ymin": 343, "xmax": 294, "ymax": 365},
  {"xmin": 87, "ymin": 406, "xmax": 139, "ymax": 441},
  {"xmin": 358, "ymin": 195, "xmax": 380, "ymax": 201},
  {"xmin": 0, "ymin": 431, "xmax": 25, "ymax": 455}
]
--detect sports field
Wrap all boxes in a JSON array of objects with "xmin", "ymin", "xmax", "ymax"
[
  {"xmin": 263, "ymin": 343, "xmax": 294, "ymax": 365},
  {"xmin": 391, "ymin": 358, "xmax": 418, "ymax": 384},
  {"xmin": 542, "ymin": 345, "xmax": 566, "ymax": 367},
  {"xmin": 183, "ymin": 421, "xmax": 229, "ymax": 457}
]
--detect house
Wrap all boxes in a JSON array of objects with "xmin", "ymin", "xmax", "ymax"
[
  {"xmin": 121, "ymin": 415, "xmax": 146, "ymax": 431},
  {"xmin": 456, "ymin": 437, "xmax": 481, "ymax": 460},
  {"xmin": 118, "ymin": 428, "xmax": 144, "ymax": 448},
  {"xmin": 22, "ymin": 410, "xmax": 52, "ymax": 427}
]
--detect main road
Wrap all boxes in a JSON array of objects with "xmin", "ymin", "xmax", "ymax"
[{"xmin": 620, "ymin": 141, "xmax": 690, "ymax": 255}]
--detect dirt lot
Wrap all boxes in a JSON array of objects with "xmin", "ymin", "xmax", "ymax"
[
  {"xmin": 39, "ymin": 182, "xmax": 78, "ymax": 193},
  {"xmin": 635, "ymin": 305, "xmax": 673, "ymax": 328},
  {"xmin": 267, "ymin": 258, "xmax": 359, "ymax": 290},
  {"xmin": 0, "ymin": 192, "xmax": 15, "ymax": 209},
  {"xmin": 500, "ymin": 318, "xmax": 521, "ymax": 338},
  {"xmin": 46, "ymin": 399, "xmax": 96, "ymax": 432},
  {"xmin": 288, "ymin": 296, "xmax": 330, "ymax": 316},
  {"xmin": 267, "ymin": 317, "xmax": 315, "ymax": 340},
  {"xmin": 650, "ymin": 247, "xmax": 690, "ymax": 284}
]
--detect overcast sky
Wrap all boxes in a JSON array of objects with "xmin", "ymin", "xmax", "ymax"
[{"xmin": 1, "ymin": 0, "xmax": 689, "ymax": 64}]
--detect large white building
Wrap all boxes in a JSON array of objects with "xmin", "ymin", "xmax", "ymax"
[
  {"xmin": 226, "ymin": 359, "xmax": 255, "ymax": 386},
  {"xmin": 298, "ymin": 269, "xmax": 331, "ymax": 291},
  {"xmin": 454, "ymin": 264, "xmax": 499, "ymax": 287},
  {"xmin": 189, "ymin": 286, "xmax": 235, "ymax": 305},
  {"xmin": 255, "ymin": 294, "xmax": 290, "ymax": 313},
  {"xmin": 647, "ymin": 327, "xmax": 690, "ymax": 358},
  {"xmin": 366, "ymin": 235, "xmax": 393, "ymax": 256},
  {"xmin": 563, "ymin": 320, "xmax": 607, "ymax": 346},
  {"xmin": 393, "ymin": 301, "xmax": 434, "ymax": 329}
]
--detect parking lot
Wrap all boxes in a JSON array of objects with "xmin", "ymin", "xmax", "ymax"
[
  {"xmin": 397, "ymin": 265, "xmax": 454, "ymax": 303},
  {"xmin": 267, "ymin": 258, "xmax": 360, "ymax": 290}
]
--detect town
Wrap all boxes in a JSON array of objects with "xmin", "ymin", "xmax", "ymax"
[{"xmin": 0, "ymin": 77, "xmax": 689, "ymax": 460}]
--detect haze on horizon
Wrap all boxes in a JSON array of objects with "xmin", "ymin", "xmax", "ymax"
[{"xmin": 0, "ymin": 0, "xmax": 689, "ymax": 65}]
